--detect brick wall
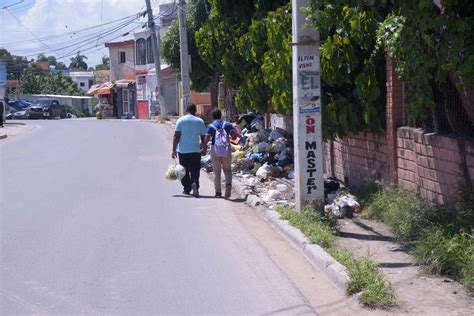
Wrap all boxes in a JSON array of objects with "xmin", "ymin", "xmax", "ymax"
[
  {"xmin": 397, "ymin": 127, "xmax": 474, "ymax": 204},
  {"xmin": 322, "ymin": 55, "xmax": 473, "ymax": 205},
  {"xmin": 324, "ymin": 132, "xmax": 388, "ymax": 187}
]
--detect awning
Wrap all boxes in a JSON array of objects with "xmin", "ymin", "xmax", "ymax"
[
  {"xmin": 88, "ymin": 82, "xmax": 115, "ymax": 95},
  {"xmin": 115, "ymin": 79, "xmax": 135, "ymax": 89}
]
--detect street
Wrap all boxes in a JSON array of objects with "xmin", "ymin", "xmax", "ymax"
[{"xmin": 0, "ymin": 120, "xmax": 352, "ymax": 315}]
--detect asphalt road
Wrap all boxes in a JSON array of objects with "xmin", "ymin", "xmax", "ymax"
[{"xmin": 0, "ymin": 119, "xmax": 351, "ymax": 315}]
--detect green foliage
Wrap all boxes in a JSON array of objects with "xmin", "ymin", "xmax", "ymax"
[
  {"xmin": 412, "ymin": 228, "xmax": 473, "ymax": 292},
  {"xmin": 65, "ymin": 105, "xmax": 85, "ymax": 118},
  {"xmin": 366, "ymin": 188, "xmax": 438, "ymax": 241},
  {"xmin": 329, "ymin": 247, "xmax": 394, "ymax": 308},
  {"xmin": 278, "ymin": 205, "xmax": 336, "ymax": 248},
  {"xmin": 161, "ymin": 0, "xmax": 216, "ymax": 92},
  {"xmin": 277, "ymin": 205, "xmax": 394, "ymax": 307},
  {"xmin": 69, "ymin": 51, "xmax": 88, "ymax": 70},
  {"xmin": 20, "ymin": 66, "xmax": 84, "ymax": 96},
  {"xmin": 357, "ymin": 181, "xmax": 383, "ymax": 205},
  {"xmin": 0, "ymin": 48, "xmax": 29, "ymax": 81},
  {"xmin": 95, "ymin": 56, "xmax": 110, "ymax": 70},
  {"xmin": 376, "ymin": 1, "xmax": 474, "ymax": 125},
  {"xmin": 196, "ymin": 0, "xmax": 290, "ymax": 114},
  {"xmin": 261, "ymin": 3, "xmax": 292, "ymax": 114},
  {"xmin": 306, "ymin": 1, "xmax": 390, "ymax": 140}
]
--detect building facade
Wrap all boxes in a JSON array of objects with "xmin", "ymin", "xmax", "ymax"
[
  {"xmin": 68, "ymin": 71, "xmax": 95, "ymax": 93},
  {"xmin": 105, "ymin": 40, "xmax": 135, "ymax": 82}
]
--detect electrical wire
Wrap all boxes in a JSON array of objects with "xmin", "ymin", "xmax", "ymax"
[
  {"xmin": 95, "ymin": 0, "xmax": 104, "ymax": 47},
  {"xmin": 5, "ymin": 7, "xmax": 54, "ymax": 52},
  {"xmin": 1, "ymin": 13, "xmax": 141, "ymax": 48}
]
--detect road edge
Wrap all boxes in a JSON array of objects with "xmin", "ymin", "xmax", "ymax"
[{"xmin": 230, "ymin": 176, "xmax": 350, "ymax": 294}]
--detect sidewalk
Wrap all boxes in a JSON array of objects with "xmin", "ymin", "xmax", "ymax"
[
  {"xmin": 229, "ymin": 175, "xmax": 473, "ymax": 314},
  {"xmin": 0, "ymin": 122, "xmax": 36, "ymax": 140}
]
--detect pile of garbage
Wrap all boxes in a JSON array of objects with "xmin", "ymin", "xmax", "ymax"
[{"xmin": 201, "ymin": 114, "xmax": 294, "ymax": 180}]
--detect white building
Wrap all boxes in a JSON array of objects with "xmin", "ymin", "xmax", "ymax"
[{"xmin": 68, "ymin": 71, "xmax": 95, "ymax": 93}]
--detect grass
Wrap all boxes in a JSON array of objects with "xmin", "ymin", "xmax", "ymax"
[
  {"xmin": 363, "ymin": 185, "xmax": 474, "ymax": 292},
  {"xmin": 277, "ymin": 206, "xmax": 394, "ymax": 308}
]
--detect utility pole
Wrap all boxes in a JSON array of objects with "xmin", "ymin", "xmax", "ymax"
[
  {"xmin": 145, "ymin": 0, "xmax": 166, "ymax": 118},
  {"xmin": 292, "ymin": 0, "xmax": 324, "ymax": 210},
  {"xmin": 178, "ymin": 0, "xmax": 191, "ymax": 115}
]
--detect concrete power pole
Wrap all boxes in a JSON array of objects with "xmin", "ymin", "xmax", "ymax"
[
  {"xmin": 145, "ymin": 0, "xmax": 166, "ymax": 118},
  {"xmin": 178, "ymin": 0, "xmax": 191, "ymax": 115},
  {"xmin": 292, "ymin": 0, "xmax": 324, "ymax": 210}
]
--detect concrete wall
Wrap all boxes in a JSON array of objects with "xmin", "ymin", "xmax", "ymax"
[{"xmin": 108, "ymin": 45, "xmax": 135, "ymax": 81}]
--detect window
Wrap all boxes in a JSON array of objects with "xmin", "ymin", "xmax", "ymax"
[
  {"xmin": 119, "ymin": 51, "xmax": 126, "ymax": 64},
  {"xmin": 80, "ymin": 82, "xmax": 85, "ymax": 87},
  {"xmin": 136, "ymin": 38, "xmax": 147, "ymax": 65},
  {"xmin": 146, "ymin": 37, "xmax": 154, "ymax": 64}
]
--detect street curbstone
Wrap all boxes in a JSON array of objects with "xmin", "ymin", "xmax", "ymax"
[{"xmin": 265, "ymin": 210, "xmax": 349, "ymax": 293}]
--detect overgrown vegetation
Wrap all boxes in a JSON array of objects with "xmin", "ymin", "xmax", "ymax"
[
  {"xmin": 277, "ymin": 206, "xmax": 394, "ymax": 307},
  {"xmin": 65, "ymin": 105, "xmax": 85, "ymax": 118},
  {"xmin": 364, "ymin": 186, "xmax": 474, "ymax": 292}
]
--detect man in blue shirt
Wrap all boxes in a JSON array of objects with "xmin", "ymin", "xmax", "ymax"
[{"xmin": 172, "ymin": 104, "xmax": 207, "ymax": 197}]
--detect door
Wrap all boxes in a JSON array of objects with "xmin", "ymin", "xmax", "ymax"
[
  {"xmin": 51, "ymin": 100, "xmax": 59, "ymax": 116},
  {"xmin": 122, "ymin": 89, "xmax": 130, "ymax": 114}
]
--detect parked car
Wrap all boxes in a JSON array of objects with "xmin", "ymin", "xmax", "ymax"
[
  {"xmin": 12, "ymin": 108, "xmax": 29, "ymax": 119},
  {"xmin": 31, "ymin": 99, "xmax": 66, "ymax": 119}
]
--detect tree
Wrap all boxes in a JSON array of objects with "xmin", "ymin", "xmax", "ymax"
[
  {"xmin": 0, "ymin": 48, "xmax": 29, "ymax": 81},
  {"xmin": 95, "ymin": 55, "xmax": 110, "ymax": 70},
  {"xmin": 47, "ymin": 55, "xmax": 57, "ymax": 66},
  {"xmin": 69, "ymin": 51, "xmax": 88, "ymax": 70},
  {"xmin": 56, "ymin": 62, "xmax": 67, "ymax": 70},
  {"xmin": 20, "ymin": 66, "xmax": 84, "ymax": 96},
  {"xmin": 37, "ymin": 53, "xmax": 48, "ymax": 62},
  {"xmin": 195, "ymin": 0, "xmax": 289, "ymax": 113},
  {"xmin": 161, "ymin": 0, "xmax": 218, "ymax": 106}
]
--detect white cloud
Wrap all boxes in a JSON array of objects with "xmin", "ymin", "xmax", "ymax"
[{"xmin": 0, "ymin": 0, "xmax": 171, "ymax": 67}]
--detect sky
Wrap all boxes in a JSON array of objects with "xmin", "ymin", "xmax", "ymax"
[{"xmin": 0, "ymin": 0, "xmax": 171, "ymax": 67}]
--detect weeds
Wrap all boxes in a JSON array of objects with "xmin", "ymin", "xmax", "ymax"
[
  {"xmin": 412, "ymin": 227, "xmax": 473, "ymax": 292},
  {"xmin": 366, "ymin": 188, "xmax": 437, "ymax": 242},
  {"xmin": 276, "ymin": 205, "xmax": 394, "ymax": 308},
  {"xmin": 363, "ymin": 186, "xmax": 474, "ymax": 293}
]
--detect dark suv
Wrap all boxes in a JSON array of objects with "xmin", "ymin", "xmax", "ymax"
[{"xmin": 30, "ymin": 99, "xmax": 66, "ymax": 119}]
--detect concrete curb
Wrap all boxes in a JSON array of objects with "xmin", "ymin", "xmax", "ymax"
[
  {"xmin": 230, "ymin": 176, "xmax": 349, "ymax": 293},
  {"xmin": 264, "ymin": 210, "xmax": 349, "ymax": 293}
]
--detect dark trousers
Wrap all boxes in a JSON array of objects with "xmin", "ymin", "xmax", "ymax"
[{"xmin": 178, "ymin": 152, "xmax": 202, "ymax": 192}]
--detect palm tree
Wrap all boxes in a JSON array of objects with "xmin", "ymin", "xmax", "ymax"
[
  {"xmin": 101, "ymin": 56, "xmax": 110, "ymax": 66},
  {"xmin": 69, "ymin": 51, "xmax": 88, "ymax": 70}
]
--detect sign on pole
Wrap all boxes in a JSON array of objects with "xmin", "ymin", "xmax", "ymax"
[{"xmin": 292, "ymin": 0, "xmax": 324, "ymax": 210}]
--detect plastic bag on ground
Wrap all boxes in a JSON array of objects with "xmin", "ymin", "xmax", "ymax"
[
  {"xmin": 269, "ymin": 129, "xmax": 285, "ymax": 141},
  {"xmin": 256, "ymin": 163, "xmax": 273, "ymax": 179},
  {"xmin": 263, "ymin": 189, "xmax": 282, "ymax": 202}
]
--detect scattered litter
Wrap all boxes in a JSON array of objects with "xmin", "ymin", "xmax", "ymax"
[
  {"xmin": 276, "ymin": 184, "xmax": 288, "ymax": 192},
  {"xmin": 325, "ymin": 191, "xmax": 361, "ymax": 218}
]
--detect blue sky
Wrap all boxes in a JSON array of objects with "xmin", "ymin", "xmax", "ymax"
[{"xmin": 0, "ymin": 0, "xmax": 170, "ymax": 67}]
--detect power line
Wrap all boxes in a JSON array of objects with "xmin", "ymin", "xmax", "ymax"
[
  {"xmin": 5, "ymin": 7, "xmax": 54, "ymax": 52},
  {"xmin": 95, "ymin": 0, "xmax": 104, "ymax": 47},
  {"xmin": 1, "ymin": 13, "xmax": 142, "ymax": 47}
]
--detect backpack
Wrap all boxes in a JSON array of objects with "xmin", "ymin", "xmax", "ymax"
[{"xmin": 211, "ymin": 121, "xmax": 231, "ymax": 157}]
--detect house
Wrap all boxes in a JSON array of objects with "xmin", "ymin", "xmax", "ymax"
[
  {"xmin": 105, "ymin": 39, "xmax": 135, "ymax": 82},
  {"xmin": 68, "ymin": 71, "xmax": 95, "ymax": 93}
]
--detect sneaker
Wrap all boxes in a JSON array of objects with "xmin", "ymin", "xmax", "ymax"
[
  {"xmin": 215, "ymin": 192, "xmax": 222, "ymax": 198},
  {"xmin": 192, "ymin": 183, "xmax": 199, "ymax": 198},
  {"xmin": 182, "ymin": 189, "xmax": 191, "ymax": 195},
  {"xmin": 225, "ymin": 184, "xmax": 232, "ymax": 198}
]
